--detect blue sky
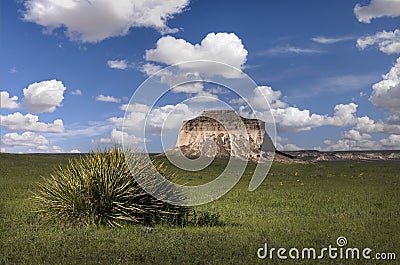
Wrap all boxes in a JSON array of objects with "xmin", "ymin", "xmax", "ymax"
[{"xmin": 1, "ymin": 0, "xmax": 400, "ymax": 153}]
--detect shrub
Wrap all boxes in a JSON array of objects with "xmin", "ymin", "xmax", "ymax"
[{"xmin": 31, "ymin": 147, "xmax": 188, "ymax": 227}]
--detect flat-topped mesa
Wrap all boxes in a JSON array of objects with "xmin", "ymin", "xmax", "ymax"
[
  {"xmin": 174, "ymin": 110, "xmax": 275, "ymax": 161},
  {"xmin": 180, "ymin": 110, "xmax": 265, "ymax": 132}
]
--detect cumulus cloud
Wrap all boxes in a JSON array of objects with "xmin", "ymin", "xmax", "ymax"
[
  {"xmin": 156, "ymin": 71, "xmax": 205, "ymax": 93},
  {"xmin": 251, "ymin": 86, "xmax": 287, "ymax": 109},
  {"xmin": 357, "ymin": 29, "xmax": 400, "ymax": 54},
  {"xmin": 111, "ymin": 129, "xmax": 146, "ymax": 145},
  {"xmin": 1, "ymin": 132, "xmax": 49, "ymax": 148},
  {"xmin": 276, "ymin": 136, "xmax": 302, "ymax": 151},
  {"xmin": 354, "ymin": 0, "xmax": 400, "ymax": 23},
  {"xmin": 237, "ymin": 86, "xmax": 359, "ymax": 133},
  {"xmin": 140, "ymin": 63, "xmax": 162, "ymax": 76},
  {"xmin": 1, "ymin": 91, "xmax": 20, "ymax": 109},
  {"xmin": 69, "ymin": 149, "xmax": 81, "ymax": 153},
  {"xmin": 23, "ymin": 79, "xmax": 66, "ymax": 114},
  {"xmin": 322, "ymin": 130, "xmax": 400, "ymax": 151},
  {"xmin": 229, "ymin": 97, "xmax": 245, "ymax": 105},
  {"xmin": 0, "ymin": 112, "xmax": 64, "ymax": 133},
  {"xmin": 380, "ymin": 134, "xmax": 400, "ymax": 147},
  {"xmin": 96, "ymin": 94, "xmax": 121, "ymax": 103},
  {"xmin": 92, "ymin": 129, "xmax": 147, "ymax": 146},
  {"xmin": 120, "ymin": 103, "xmax": 150, "ymax": 113},
  {"xmin": 322, "ymin": 138, "xmax": 382, "ymax": 151},
  {"xmin": 388, "ymin": 113, "xmax": 400, "ymax": 124},
  {"xmin": 22, "ymin": 0, "xmax": 190, "ymax": 42},
  {"xmin": 343, "ymin": 129, "xmax": 372, "ymax": 141},
  {"xmin": 270, "ymin": 107, "xmax": 328, "ymax": 133},
  {"xmin": 111, "ymin": 82, "xmax": 399, "ymax": 151},
  {"xmin": 258, "ymin": 103, "xmax": 358, "ymax": 133},
  {"xmin": 355, "ymin": 116, "xmax": 400, "ymax": 134},
  {"xmin": 36, "ymin": 145, "xmax": 65, "ymax": 153},
  {"xmin": 187, "ymin": 91, "xmax": 219, "ymax": 103},
  {"xmin": 369, "ymin": 57, "xmax": 400, "ymax": 112},
  {"xmin": 107, "ymin": 59, "xmax": 129, "ymax": 70},
  {"xmin": 109, "ymin": 103, "xmax": 199, "ymax": 135},
  {"xmin": 311, "ymin": 36, "xmax": 354, "ymax": 44},
  {"xmin": 145, "ymin": 32, "xmax": 248, "ymax": 78}
]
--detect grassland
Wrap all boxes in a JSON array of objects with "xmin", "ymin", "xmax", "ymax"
[{"xmin": 1, "ymin": 153, "xmax": 399, "ymax": 264}]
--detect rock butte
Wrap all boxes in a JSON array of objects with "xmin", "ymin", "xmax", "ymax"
[{"xmin": 166, "ymin": 110, "xmax": 294, "ymax": 163}]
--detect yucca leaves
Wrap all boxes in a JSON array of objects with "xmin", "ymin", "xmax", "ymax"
[{"xmin": 31, "ymin": 147, "xmax": 188, "ymax": 227}]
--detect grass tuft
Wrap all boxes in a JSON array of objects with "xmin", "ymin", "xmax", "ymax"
[{"xmin": 30, "ymin": 146, "xmax": 188, "ymax": 227}]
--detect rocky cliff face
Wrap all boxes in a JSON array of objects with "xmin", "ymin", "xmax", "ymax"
[{"xmin": 170, "ymin": 110, "xmax": 275, "ymax": 161}]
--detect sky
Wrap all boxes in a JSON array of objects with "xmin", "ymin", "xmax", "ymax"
[{"xmin": 1, "ymin": 0, "xmax": 400, "ymax": 153}]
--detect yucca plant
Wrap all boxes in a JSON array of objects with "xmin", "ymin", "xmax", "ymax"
[{"xmin": 31, "ymin": 146, "xmax": 188, "ymax": 227}]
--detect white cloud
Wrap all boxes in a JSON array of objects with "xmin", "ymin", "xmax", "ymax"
[
  {"xmin": 92, "ymin": 129, "xmax": 147, "ymax": 146},
  {"xmin": 322, "ymin": 130, "xmax": 400, "ymax": 151},
  {"xmin": 110, "ymin": 129, "xmax": 146, "ymax": 145},
  {"xmin": 343, "ymin": 129, "xmax": 372, "ymax": 141},
  {"xmin": 109, "ymin": 103, "xmax": 199, "ymax": 135},
  {"xmin": 269, "ymin": 107, "xmax": 325, "ymax": 133},
  {"xmin": 96, "ymin": 94, "xmax": 121, "ymax": 103},
  {"xmin": 0, "ymin": 112, "xmax": 64, "ymax": 133},
  {"xmin": 140, "ymin": 63, "xmax": 162, "ymax": 76},
  {"xmin": 229, "ymin": 98, "xmax": 245, "ymax": 105},
  {"xmin": 242, "ymin": 86, "xmax": 358, "ymax": 133},
  {"xmin": 140, "ymin": 66, "xmax": 206, "ymax": 94},
  {"xmin": 357, "ymin": 29, "xmax": 400, "ymax": 54},
  {"xmin": 261, "ymin": 46, "xmax": 321, "ymax": 56},
  {"xmin": 380, "ymin": 134, "xmax": 400, "ymax": 147},
  {"xmin": 354, "ymin": 0, "xmax": 400, "ymax": 23},
  {"xmin": 145, "ymin": 32, "xmax": 248, "ymax": 78},
  {"xmin": 187, "ymin": 91, "xmax": 219, "ymax": 103},
  {"xmin": 1, "ymin": 91, "xmax": 20, "ymax": 109},
  {"xmin": 71, "ymin": 89, "xmax": 82, "ymax": 95},
  {"xmin": 1, "ymin": 132, "xmax": 49, "ymax": 148},
  {"xmin": 369, "ymin": 57, "xmax": 400, "ymax": 112},
  {"xmin": 258, "ymin": 102, "xmax": 358, "ymax": 133},
  {"xmin": 312, "ymin": 36, "xmax": 354, "ymax": 44},
  {"xmin": 322, "ymin": 138, "xmax": 382, "ymax": 151},
  {"xmin": 69, "ymin": 149, "xmax": 81, "ymax": 153},
  {"xmin": 388, "ymin": 113, "xmax": 400, "ymax": 124},
  {"xmin": 160, "ymin": 72, "xmax": 204, "ymax": 93},
  {"xmin": 147, "ymin": 104, "xmax": 199, "ymax": 133},
  {"xmin": 107, "ymin": 59, "xmax": 129, "ymax": 70},
  {"xmin": 22, "ymin": 0, "xmax": 190, "ymax": 42},
  {"xmin": 238, "ymin": 86, "xmax": 359, "ymax": 133},
  {"xmin": 355, "ymin": 116, "xmax": 400, "ymax": 134},
  {"xmin": 23, "ymin": 79, "xmax": 66, "ymax": 114},
  {"xmin": 331, "ymin": 103, "xmax": 359, "ymax": 126},
  {"xmin": 120, "ymin": 103, "xmax": 151, "ymax": 113},
  {"xmin": 276, "ymin": 136, "xmax": 302, "ymax": 151},
  {"xmin": 279, "ymin": 143, "xmax": 302, "ymax": 151},
  {"xmin": 251, "ymin": 86, "xmax": 287, "ymax": 109},
  {"xmin": 208, "ymin": 87, "xmax": 229, "ymax": 94},
  {"xmin": 54, "ymin": 122, "xmax": 111, "ymax": 138}
]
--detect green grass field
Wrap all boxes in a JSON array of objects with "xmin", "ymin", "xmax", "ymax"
[{"xmin": 1, "ymin": 153, "xmax": 399, "ymax": 264}]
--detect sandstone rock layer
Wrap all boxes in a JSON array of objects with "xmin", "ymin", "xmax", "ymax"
[{"xmin": 171, "ymin": 110, "xmax": 275, "ymax": 162}]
